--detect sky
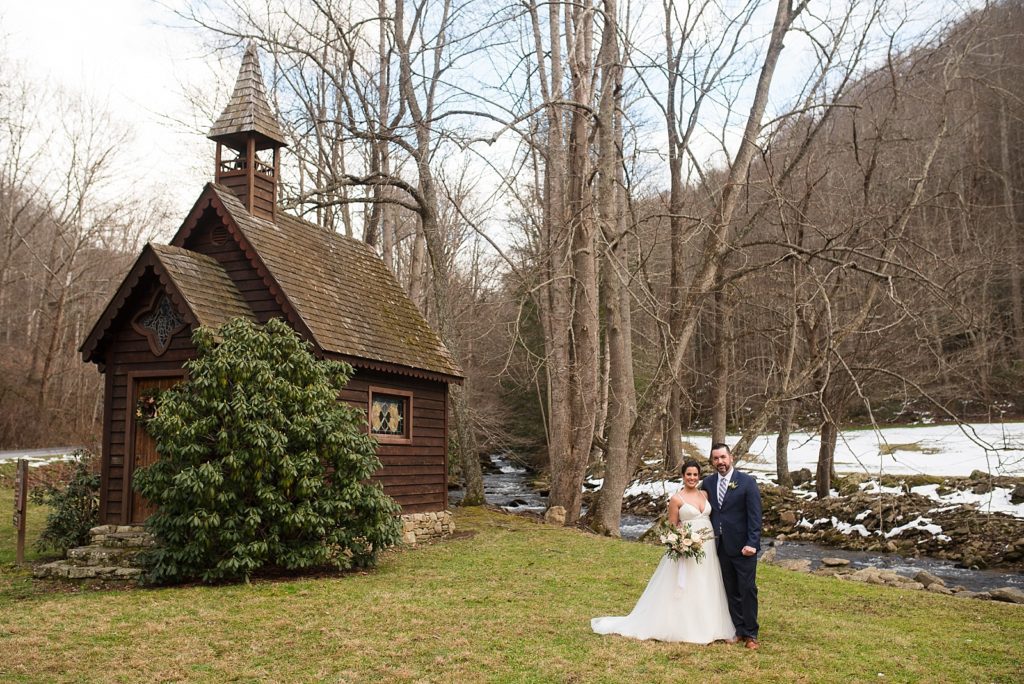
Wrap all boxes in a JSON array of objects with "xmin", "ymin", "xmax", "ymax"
[
  {"xmin": 2, "ymin": 1, "xmax": 218, "ymax": 220},
  {"xmin": 1, "ymin": 0, "xmax": 981, "ymax": 239}
]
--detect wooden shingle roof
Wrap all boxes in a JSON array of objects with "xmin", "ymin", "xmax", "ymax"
[
  {"xmin": 80, "ymin": 243, "xmax": 256, "ymax": 362},
  {"xmin": 208, "ymin": 42, "xmax": 286, "ymax": 150},
  {"xmin": 207, "ymin": 186, "xmax": 463, "ymax": 380},
  {"xmin": 149, "ymin": 244, "xmax": 256, "ymax": 328}
]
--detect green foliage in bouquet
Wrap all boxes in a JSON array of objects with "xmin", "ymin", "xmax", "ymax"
[
  {"xmin": 29, "ymin": 450, "xmax": 100, "ymax": 554},
  {"xmin": 133, "ymin": 318, "xmax": 402, "ymax": 584}
]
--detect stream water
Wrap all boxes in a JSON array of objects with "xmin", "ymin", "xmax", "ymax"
[{"xmin": 450, "ymin": 454, "xmax": 1024, "ymax": 593}]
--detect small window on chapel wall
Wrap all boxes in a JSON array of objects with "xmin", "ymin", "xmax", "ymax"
[{"xmin": 368, "ymin": 387, "xmax": 413, "ymax": 443}]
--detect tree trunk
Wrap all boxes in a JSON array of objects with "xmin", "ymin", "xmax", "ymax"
[
  {"xmin": 664, "ymin": 385, "xmax": 683, "ymax": 472},
  {"xmin": 776, "ymin": 402, "xmax": 794, "ymax": 488},
  {"xmin": 816, "ymin": 419, "xmax": 837, "ymax": 499},
  {"xmin": 998, "ymin": 100, "xmax": 1024, "ymax": 360},
  {"xmin": 711, "ymin": 280, "xmax": 730, "ymax": 444}
]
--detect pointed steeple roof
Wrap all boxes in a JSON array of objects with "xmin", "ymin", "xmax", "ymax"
[{"xmin": 208, "ymin": 42, "xmax": 287, "ymax": 150}]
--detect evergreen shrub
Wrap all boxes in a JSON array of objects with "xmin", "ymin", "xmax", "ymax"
[
  {"xmin": 134, "ymin": 318, "xmax": 402, "ymax": 584},
  {"xmin": 29, "ymin": 450, "xmax": 100, "ymax": 554}
]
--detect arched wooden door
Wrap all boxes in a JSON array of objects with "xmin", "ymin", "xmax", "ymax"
[{"xmin": 128, "ymin": 375, "xmax": 182, "ymax": 523}]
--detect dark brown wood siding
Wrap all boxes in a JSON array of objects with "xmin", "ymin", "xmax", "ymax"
[
  {"xmin": 101, "ymin": 279, "xmax": 195, "ymax": 524},
  {"xmin": 337, "ymin": 363, "xmax": 449, "ymax": 513},
  {"xmin": 182, "ymin": 219, "xmax": 285, "ymax": 324}
]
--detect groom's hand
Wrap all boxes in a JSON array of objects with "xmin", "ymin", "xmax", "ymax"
[{"xmin": 741, "ymin": 546, "xmax": 756, "ymax": 557}]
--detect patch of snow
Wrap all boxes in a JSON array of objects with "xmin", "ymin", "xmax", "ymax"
[
  {"xmin": 885, "ymin": 516, "xmax": 943, "ymax": 539},
  {"xmin": 910, "ymin": 484, "xmax": 1024, "ymax": 518},
  {"xmin": 623, "ymin": 480, "xmax": 682, "ymax": 499},
  {"xmin": 855, "ymin": 509, "xmax": 873, "ymax": 522},
  {"xmin": 686, "ymin": 422, "xmax": 1024, "ymax": 478},
  {"xmin": 860, "ymin": 481, "xmax": 902, "ymax": 495},
  {"xmin": 831, "ymin": 517, "xmax": 871, "ymax": 537}
]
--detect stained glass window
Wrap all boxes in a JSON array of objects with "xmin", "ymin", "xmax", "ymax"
[
  {"xmin": 132, "ymin": 293, "xmax": 187, "ymax": 356},
  {"xmin": 370, "ymin": 393, "xmax": 407, "ymax": 437}
]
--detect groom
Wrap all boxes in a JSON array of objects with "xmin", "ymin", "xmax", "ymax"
[{"xmin": 704, "ymin": 442, "xmax": 762, "ymax": 650}]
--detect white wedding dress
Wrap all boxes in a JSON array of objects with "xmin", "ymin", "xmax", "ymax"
[{"xmin": 591, "ymin": 500, "xmax": 736, "ymax": 644}]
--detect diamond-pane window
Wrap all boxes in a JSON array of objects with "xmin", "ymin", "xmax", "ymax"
[{"xmin": 368, "ymin": 388, "xmax": 413, "ymax": 443}]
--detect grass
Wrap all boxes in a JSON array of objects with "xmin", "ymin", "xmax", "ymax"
[
  {"xmin": 0, "ymin": 463, "xmax": 58, "ymax": 565},
  {"xmin": 878, "ymin": 443, "xmax": 941, "ymax": 456},
  {"xmin": 0, "ymin": 499, "xmax": 1022, "ymax": 682}
]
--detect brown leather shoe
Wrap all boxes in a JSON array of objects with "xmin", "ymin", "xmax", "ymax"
[{"xmin": 744, "ymin": 637, "xmax": 760, "ymax": 650}]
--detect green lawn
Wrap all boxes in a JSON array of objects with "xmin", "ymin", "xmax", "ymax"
[{"xmin": 0, "ymin": 497, "xmax": 1021, "ymax": 682}]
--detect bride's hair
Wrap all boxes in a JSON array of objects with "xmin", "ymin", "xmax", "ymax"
[{"xmin": 681, "ymin": 459, "xmax": 701, "ymax": 475}]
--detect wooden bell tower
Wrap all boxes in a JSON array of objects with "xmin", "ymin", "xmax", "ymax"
[{"xmin": 208, "ymin": 43, "xmax": 287, "ymax": 221}]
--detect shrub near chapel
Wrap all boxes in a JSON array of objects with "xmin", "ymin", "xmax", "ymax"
[{"xmin": 134, "ymin": 318, "xmax": 402, "ymax": 584}]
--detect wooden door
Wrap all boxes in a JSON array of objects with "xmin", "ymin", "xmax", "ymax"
[{"xmin": 129, "ymin": 376, "xmax": 181, "ymax": 523}]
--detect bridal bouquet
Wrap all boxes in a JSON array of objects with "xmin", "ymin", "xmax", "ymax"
[{"xmin": 657, "ymin": 520, "xmax": 712, "ymax": 564}]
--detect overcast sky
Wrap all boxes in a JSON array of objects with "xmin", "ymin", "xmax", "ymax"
[
  {"xmin": 3, "ymin": 1, "xmax": 218, "ymax": 219},
  {"xmin": 2, "ymin": 0, "xmax": 977, "ymax": 241}
]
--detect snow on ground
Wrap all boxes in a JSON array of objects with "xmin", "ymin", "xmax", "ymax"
[
  {"xmin": 686, "ymin": 422, "xmax": 1024, "ymax": 478},
  {"xmin": 644, "ymin": 423, "xmax": 1024, "ymax": 521}
]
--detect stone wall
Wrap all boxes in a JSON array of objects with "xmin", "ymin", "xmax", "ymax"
[{"xmin": 400, "ymin": 511, "xmax": 454, "ymax": 544}]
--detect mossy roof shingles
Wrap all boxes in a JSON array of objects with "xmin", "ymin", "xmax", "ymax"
[
  {"xmin": 211, "ymin": 185, "xmax": 462, "ymax": 379},
  {"xmin": 208, "ymin": 42, "xmax": 286, "ymax": 149},
  {"xmin": 151, "ymin": 244, "xmax": 257, "ymax": 329}
]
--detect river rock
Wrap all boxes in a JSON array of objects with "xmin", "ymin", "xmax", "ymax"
[
  {"xmin": 955, "ymin": 591, "xmax": 990, "ymax": 600},
  {"xmin": 1010, "ymin": 484, "xmax": 1024, "ymax": 505},
  {"xmin": 926, "ymin": 583, "xmax": 954, "ymax": 595},
  {"xmin": 914, "ymin": 570, "xmax": 945, "ymax": 588},
  {"xmin": 779, "ymin": 510, "xmax": 797, "ymax": 525},
  {"xmin": 821, "ymin": 557, "xmax": 851, "ymax": 567},
  {"xmin": 972, "ymin": 481, "xmax": 993, "ymax": 495},
  {"xmin": 775, "ymin": 559, "xmax": 812, "ymax": 573},
  {"xmin": 989, "ymin": 587, "xmax": 1024, "ymax": 604},
  {"xmin": 759, "ymin": 547, "xmax": 777, "ymax": 564},
  {"xmin": 543, "ymin": 506, "xmax": 566, "ymax": 526},
  {"xmin": 878, "ymin": 570, "xmax": 904, "ymax": 584},
  {"xmin": 790, "ymin": 468, "xmax": 813, "ymax": 487}
]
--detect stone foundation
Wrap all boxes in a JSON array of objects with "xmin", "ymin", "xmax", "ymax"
[{"xmin": 400, "ymin": 511, "xmax": 454, "ymax": 545}]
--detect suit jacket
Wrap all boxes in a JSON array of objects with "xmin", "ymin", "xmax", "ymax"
[{"xmin": 703, "ymin": 470, "xmax": 762, "ymax": 557}]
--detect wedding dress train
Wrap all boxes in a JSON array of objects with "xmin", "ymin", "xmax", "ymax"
[{"xmin": 591, "ymin": 500, "xmax": 736, "ymax": 644}]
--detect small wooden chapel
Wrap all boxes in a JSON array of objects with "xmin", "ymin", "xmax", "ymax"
[{"xmin": 80, "ymin": 44, "xmax": 462, "ymax": 529}]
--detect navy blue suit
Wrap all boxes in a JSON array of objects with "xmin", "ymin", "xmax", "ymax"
[{"xmin": 703, "ymin": 469, "xmax": 762, "ymax": 639}]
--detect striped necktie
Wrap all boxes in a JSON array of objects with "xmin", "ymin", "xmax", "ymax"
[{"xmin": 718, "ymin": 476, "xmax": 728, "ymax": 506}]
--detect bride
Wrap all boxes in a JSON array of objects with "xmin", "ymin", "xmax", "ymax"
[{"xmin": 591, "ymin": 459, "xmax": 736, "ymax": 644}]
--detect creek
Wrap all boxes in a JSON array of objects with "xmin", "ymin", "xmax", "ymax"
[{"xmin": 450, "ymin": 454, "xmax": 1024, "ymax": 594}]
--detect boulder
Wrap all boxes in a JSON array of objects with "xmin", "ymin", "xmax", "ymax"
[
  {"xmin": 989, "ymin": 587, "xmax": 1024, "ymax": 604},
  {"xmin": 878, "ymin": 570, "xmax": 903, "ymax": 584},
  {"xmin": 775, "ymin": 559, "xmax": 812, "ymax": 573},
  {"xmin": 913, "ymin": 570, "xmax": 945, "ymax": 588},
  {"xmin": 972, "ymin": 481, "xmax": 993, "ymax": 495},
  {"xmin": 779, "ymin": 510, "xmax": 797, "ymax": 525},
  {"xmin": 850, "ymin": 567, "xmax": 882, "ymax": 583},
  {"xmin": 790, "ymin": 468, "xmax": 813, "ymax": 487},
  {"xmin": 1010, "ymin": 484, "xmax": 1024, "ymax": 505},
  {"xmin": 759, "ymin": 547, "xmax": 777, "ymax": 564},
  {"xmin": 543, "ymin": 506, "xmax": 566, "ymax": 526},
  {"xmin": 821, "ymin": 557, "xmax": 851, "ymax": 567},
  {"xmin": 926, "ymin": 583, "xmax": 954, "ymax": 595}
]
